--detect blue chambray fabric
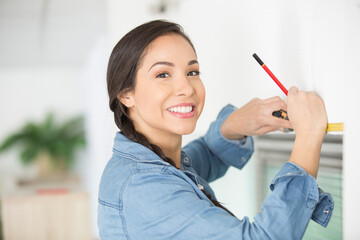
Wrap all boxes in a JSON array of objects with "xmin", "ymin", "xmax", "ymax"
[{"xmin": 98, "ymin": 104, "xmax": 334, "ymax": 240}]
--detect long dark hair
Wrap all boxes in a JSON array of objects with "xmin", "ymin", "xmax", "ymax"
[{"xmin": 107, "ymin": 20, "xmax": 234, "ymax": 217}]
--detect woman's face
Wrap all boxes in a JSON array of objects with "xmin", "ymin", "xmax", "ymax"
[{"xmin": 122, "ymin": 33, "xmax": 205, "ymax": 139}]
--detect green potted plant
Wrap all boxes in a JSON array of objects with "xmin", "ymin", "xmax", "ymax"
[{"xmin": 0, "ymin": 113, "xmax": 86, "ymax": 177}]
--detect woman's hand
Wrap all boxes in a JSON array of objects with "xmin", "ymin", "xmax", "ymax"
[
  {"xmin": 287, "ymin": 86, "xmax": 328, "ymax": 178},
  {"xmin": 221, "ymin": 96, "xmax": 293, "ymax": 140},
  {"xmin": 287, "ymin": 86, "xmax": 328, "ymax": 138}
]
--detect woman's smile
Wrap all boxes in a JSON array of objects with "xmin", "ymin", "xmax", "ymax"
[{"xmin": 167, "ymin": 103, "xmax": 196, "ymax": 118}]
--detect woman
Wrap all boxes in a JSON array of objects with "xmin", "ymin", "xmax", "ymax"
[{"xmin": 98, "ymin": 20, "xmax": 333, "ymax": 239}]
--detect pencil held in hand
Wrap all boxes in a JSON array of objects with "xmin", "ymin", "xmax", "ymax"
[
  {"xmin": 253, "ymin": 53, "xmax": 343, "ymax": 133},
  {"xmin": 253, "ymin": 53, "xmax": 288, "ymax": 96}
]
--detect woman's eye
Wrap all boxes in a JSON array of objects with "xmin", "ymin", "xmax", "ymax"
[
  {"xmin": 156, "ymin": 72, "xmax": 170, "ymax": 78},
  {"xmin": 187, "ymin": 70, "xmax": 200, "ymax": 76}
]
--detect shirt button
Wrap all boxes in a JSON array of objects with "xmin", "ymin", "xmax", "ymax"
[
  {"xmin": 241, "ymin": 157, "xmax": 247, "ymax": 162},
  {"xmin": 324, "ymin": 209, "xmax": 329, "ymax": 215},
  {"xmin": 183, "ymin": 157, "xmax": 191, "ymax": 166}
]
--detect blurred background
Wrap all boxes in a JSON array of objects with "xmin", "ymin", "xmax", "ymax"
[{"xmin": 0, "ymin": 0, "xmax": 359, "ymax": 239}]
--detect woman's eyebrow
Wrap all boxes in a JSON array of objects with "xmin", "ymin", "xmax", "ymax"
[
  {"xmin": 148, "ymin": 62, "xmax": 174, "ymax": 72},
  {"xmin": 148, "ymin": 59, "xmax": 199, "ymax": 72},
  {"xmin": 188, "ymin": 59, "xmax": 198, "ymax": 65}
]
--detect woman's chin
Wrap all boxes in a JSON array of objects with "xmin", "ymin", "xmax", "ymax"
[{"xmin": 174, "ymin": 125, "xmax": 196, "ymax": 136}]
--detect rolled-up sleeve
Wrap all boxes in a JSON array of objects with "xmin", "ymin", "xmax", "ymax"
[
  {"xmin": 263, "ymin": 162, "xmax": 334, "ymax": 229},
  {"xmin": 184, "ymin": 104, "xmax": 254, "ymax": 182},
  {"xmin": 203, "ymin": 104, "xmax": 254, "ymax": 169}
]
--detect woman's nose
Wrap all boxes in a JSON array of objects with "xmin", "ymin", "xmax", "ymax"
[{"xmin": 174, "ymin": 75, "xmax": 194, "ymax": 97}]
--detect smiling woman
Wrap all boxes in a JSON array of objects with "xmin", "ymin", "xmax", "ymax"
[{"xmin": 98, "ymin": 20, "xmax": 334, "ymax": 240}]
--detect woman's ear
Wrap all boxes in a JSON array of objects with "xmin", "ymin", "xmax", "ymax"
[{"xmin": 117, "ymin": 89, "xmax": 135, "ymax": 108}]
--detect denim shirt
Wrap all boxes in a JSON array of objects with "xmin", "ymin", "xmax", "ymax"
[{"xmin": 98, "ymin": 104, "xmax": 334, "ymax": 240}]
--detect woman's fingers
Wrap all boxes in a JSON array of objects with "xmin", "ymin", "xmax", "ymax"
[
  {"xmin": 288, "ymin": 86, "xmax": 299, "ymax": 95},
  {"xmin": 255, "ymin": 125, "xmax": 281, "ymax": 135},
  {"xmin": 287, "ymin": 86, "xmax": 327, "ymax": 136},
  {"xmin": 265, "ymin": 99, "xmax": 288, "ymax": 113},
  {"xmin": 265, "ymin": 116, "xmax": 293, "ymax": 129},
  {"xmin": 256, "ymin": 97, "xmax": 292, "ymax": 130},
  {"xmin": 222, "ymin": 94, "xmax": 294, "ymax": 138},
  {"xmin": 263, "ymin": 96, "xmax": 282, "ymax": 103}
]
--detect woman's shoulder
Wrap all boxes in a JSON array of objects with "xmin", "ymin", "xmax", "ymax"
[{"xmin": 98, "ymin": 150, "xmax": 176, "ymax": 206}]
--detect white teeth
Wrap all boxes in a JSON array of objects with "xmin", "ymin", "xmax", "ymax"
[{"xmin": 168, "ymin": 106, "xmax": 193, "ymax": 113}]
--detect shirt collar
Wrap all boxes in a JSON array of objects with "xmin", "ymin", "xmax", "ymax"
[{"xmin": 113, "ymin": 132, "xmax": 171, "ymax": 165}]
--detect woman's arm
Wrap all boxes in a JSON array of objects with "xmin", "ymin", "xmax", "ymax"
[
  {"xmin": 220, "ymin": 87, "xmax": 327, "ymax": 179},
  {"xmin": 183, "ymin": 96, "xmax": 292, "ymax": 182},
  {"xmin": 221, "ymin": 96, "xmax": 292, "ymax": 139},
  {"xmin": 286, "ymin": 86, "xmax": 327, "ymax": 178},
  {"xmin": 183, "ymin": 105, "xmax": 254, "ymax": 183}
]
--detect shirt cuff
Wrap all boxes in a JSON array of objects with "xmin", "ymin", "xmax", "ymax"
[
  {"xmin": 311, "ymin": 187, "xmax": 334, "ymax": 227},
  {"xmin": 271, "ymin": 162, "xmax": 334, "ymax": 227},
  {"xmin": 225, "ymin": 135, "xmax": 252, "ymax": 148},
  {"xmin": 203, "ymin": 104, "xmax": 254, "ymax": 170}
]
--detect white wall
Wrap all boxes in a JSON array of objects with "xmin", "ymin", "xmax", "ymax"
[
  {"xmin": 340, "ymin": 1, "xmax": 360, "ymax": 239},
  {"xmin": 79, "ymin": 36, "xmax": 115, "ymax": 237}
]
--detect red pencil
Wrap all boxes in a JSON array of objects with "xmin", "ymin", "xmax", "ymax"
[{"xmin": 253, "ymin": 53, "xmax": 288, "ymax": 96}]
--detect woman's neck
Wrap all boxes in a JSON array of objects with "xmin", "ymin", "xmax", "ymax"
[
  {"xmin": 150, "ymin": 134, "xmax": 182, "ymax": 168},
  {"xmin": 136, "ymin": 128, "xmax": 182, "ymax": 168}
]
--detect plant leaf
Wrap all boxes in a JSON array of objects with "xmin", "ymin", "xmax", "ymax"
[
  {"xmin": 20, "ymin": 143, "xmax": 41, "ymax": 165},
  {"xmin": 0, "ymin": 133, "xmax": 26, "ymax": 152}
]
